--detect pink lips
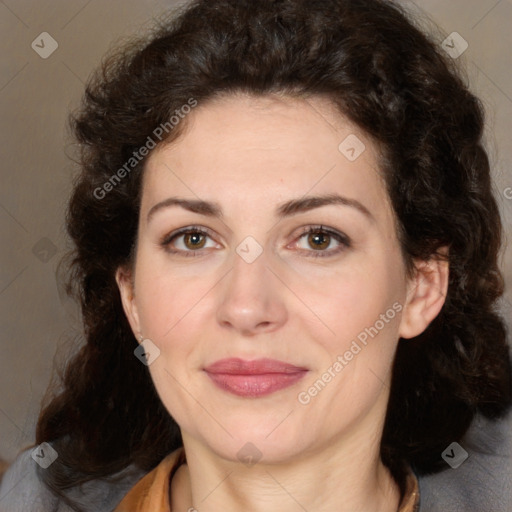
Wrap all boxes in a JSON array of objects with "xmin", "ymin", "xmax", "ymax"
[{"xmin": 204, "ymin": 358, "xmax": 308, "ymax": 398}]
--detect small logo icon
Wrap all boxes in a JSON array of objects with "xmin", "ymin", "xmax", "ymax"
[
  {"xmin": 236, "ymin": 442, "xmax": 262, "ymax": 467},
  {"xmin": 338, "ymin": 134, "xmax": 366, "ymax": 162},
  {"xmin": 442, "ymin": 441, "xmax": 469, "ymax": 469},
  {"xmin": 31, "ymin": 32, "xmax": 59, "ymax": 59},
  {"xmin": 32, "ymin": 238, "xmax": 58, "ymax": 263},
  {"xmin": 134, "ymin": 338, "xmax": 161, "ymax": 366},
  {"xmin": 236, "ymin": 236, "xmax": 263, "ymax": 264},
  {"xmin": 31, "ymin": 442, "xmax": 58, "ymax": 469},
  {"xmin": 441, "ymin": 32, "xmax": 468, "ymax": 59}
]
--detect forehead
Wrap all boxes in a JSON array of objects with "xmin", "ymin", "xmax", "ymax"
[
  {"xmin": 152, "ymin": 93, "xmax": 378, "ymax": 163},
  {"xmin": 141, "ymin": 93, "xmax": 391, "ymax": 224}
]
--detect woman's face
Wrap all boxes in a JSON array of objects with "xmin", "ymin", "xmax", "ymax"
[{"xmin": 117, "ymin": 93, "xmax": 444, "ymax": 464}]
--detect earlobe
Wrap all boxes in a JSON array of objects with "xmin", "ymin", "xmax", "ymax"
[
  {"xmin": 399, "ymin": 247, "xmax": 450, "ymax": 340},
  {"xmin": 115, "ymin": 266, "xmax": 141, "ymax": 337}
]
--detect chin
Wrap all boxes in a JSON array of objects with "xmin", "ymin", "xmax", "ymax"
[{"xmin": 203, "ymin": 425, "xmax": 310, "ymax": 466}]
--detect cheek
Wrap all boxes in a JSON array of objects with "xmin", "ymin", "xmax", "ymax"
[
  {"xmin": 134, "ymin": 258, "xmax": 213, "ymax": 340},
  {"xmin": 290, "ymin": 259, "xmax": 401, "ymax": 354},
  {"xmin": 297, "ymin": 277, "xmax": 402, "ymax": 427},
  {"xmin": 317, "ymin": 263, "xmax": 403, "ymax": 396}
]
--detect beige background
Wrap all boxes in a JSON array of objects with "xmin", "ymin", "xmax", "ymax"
[{"xmin": 1, "ymin": 0, "xmax": 511, "ymax": 462}]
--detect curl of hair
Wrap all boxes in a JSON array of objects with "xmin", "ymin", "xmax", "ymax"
[{"xmin": 36, "ymin": 0, "xmax": 512, "ymax": 500}]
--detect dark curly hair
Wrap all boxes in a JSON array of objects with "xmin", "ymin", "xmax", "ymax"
[{"xmin": 35, "ymin": 0, "xmax": 512, "ymax": 501}]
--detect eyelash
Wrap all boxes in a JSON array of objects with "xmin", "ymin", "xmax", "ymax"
[{"xmin": 160, "ymin": 225, "xmax": 351, "ymax": 258}]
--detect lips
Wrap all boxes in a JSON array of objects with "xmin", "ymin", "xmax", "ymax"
[{"xmin": 203, "ymin": 358, "xmax": 308, "ymax": 397}]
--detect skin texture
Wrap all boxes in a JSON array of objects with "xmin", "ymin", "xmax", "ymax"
[{"xmin": 116, "ymin": 93, "xmax": 449, "ymax": 512}]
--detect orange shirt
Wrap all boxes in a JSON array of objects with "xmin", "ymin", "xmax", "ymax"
[{"xmin": 114, "ymin": 447, "xmax": 420, "ymax": 512}]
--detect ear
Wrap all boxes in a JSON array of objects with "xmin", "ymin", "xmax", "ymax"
[
  {"xmin": 399, "ymin": 246, "xmax": 450, "ymax": 339},
  {"xmin": 115, "ymin": 265, "xmax": 142, "ymax": 339}
]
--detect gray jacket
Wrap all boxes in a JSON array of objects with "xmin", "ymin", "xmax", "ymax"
[{"xmin": 1, "ymin": 411, "xmax": 511, "ymax": 512}]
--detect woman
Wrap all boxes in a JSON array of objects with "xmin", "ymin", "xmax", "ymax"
[{"xmin": 1, "ymin": 0, "xmax": 511, "ymax": 510}]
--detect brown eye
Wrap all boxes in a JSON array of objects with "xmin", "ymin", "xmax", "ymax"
[
  {"xmin": 183, "ymin": 232, "xmax": 207, "ymax": 250},
  {"xmin": 160, "ymin": 226, "xmax": 217, "ymax": 257},
  {"xmin": 295, "ymin": 225, "xmax": 351, "ymax": 258},
  {"xmin": 307, "ymin": 231, "xmax": 331, "ymax": 251}
]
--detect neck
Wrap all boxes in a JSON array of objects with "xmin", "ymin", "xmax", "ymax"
[{"xmin": 171, "ymin": 418, "xmax": 401, "ymax": 512}]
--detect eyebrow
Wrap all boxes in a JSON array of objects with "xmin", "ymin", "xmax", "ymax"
[{"xmin": 146, "ymin": 193, "xmax": 375, "ymax": 223}]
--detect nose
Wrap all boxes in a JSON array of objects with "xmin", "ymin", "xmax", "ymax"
[{"xmin": 215, "ymin": 245, "xmax": 288, "ymax": 337}]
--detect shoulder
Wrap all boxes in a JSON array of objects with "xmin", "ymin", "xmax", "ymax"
[
  {"xmin": 114, "ymin": 447, "xmax": 185, "ymax": 511},
  {"xmin": 417, "ymin": 410, "xmax": 512, "ymax": 512},
  {"xmin": 0, "ymin": 444, "xmax": 147, "ymax": 512},
  {"xmin": 0, "ymin": 447, "xmax": 63, "ymax": 511}
]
